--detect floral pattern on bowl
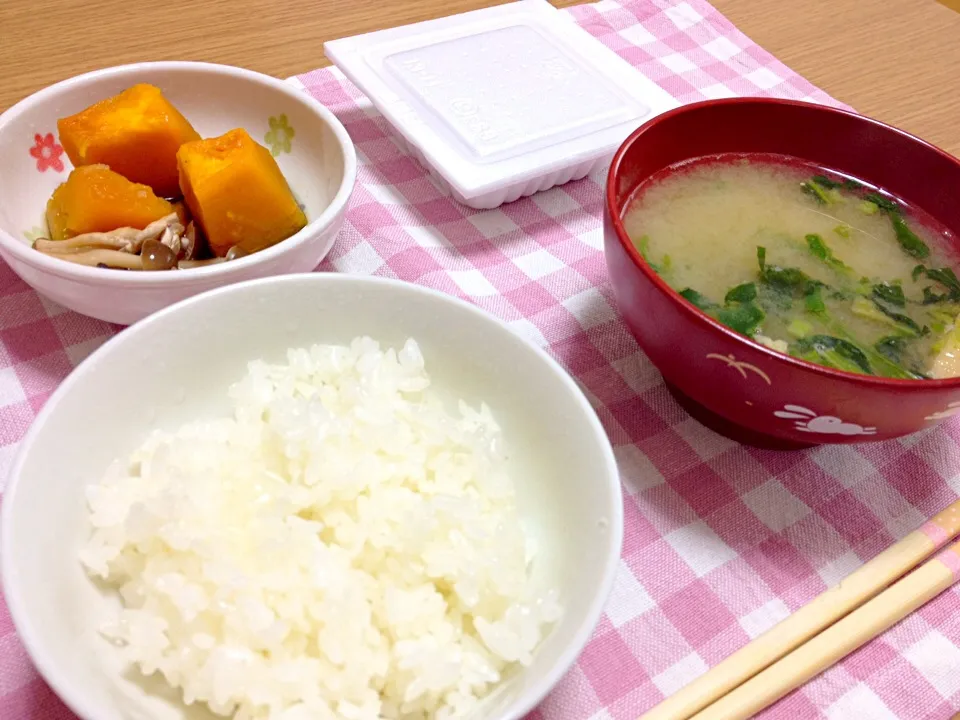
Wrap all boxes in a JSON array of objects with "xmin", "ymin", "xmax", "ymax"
[
  {"xmin": 23, "ymin": 224, "xmax": 47, "ymax": 243},
  {"xmin": 265, "ymin": 114, "xmax": 295, "ymax": 156},
  {"xmin": 29, "ymin": 133, "xmax": 66, "ymax": 173}
]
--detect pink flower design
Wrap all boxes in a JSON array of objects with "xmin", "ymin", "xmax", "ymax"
[{"xmin": 29, "ymin": 133, "xmax": 65, "ymax": 173}]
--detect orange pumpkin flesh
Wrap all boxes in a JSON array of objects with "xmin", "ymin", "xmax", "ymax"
[
  {"xmin": 177, "ymin": 128, "xmax": 307, "ymax": 257},
  {"xmin": 57, "ymin": 84, "xmax": 200, "ymax": 198},
  {"xmin": 45, "ymin": 165, "xmax": 175, "ymax": 241}
]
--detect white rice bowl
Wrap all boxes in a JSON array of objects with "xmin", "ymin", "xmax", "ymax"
[{"xmin": 79, "ymin": 337, "xmax": 561, "ymax": 720}]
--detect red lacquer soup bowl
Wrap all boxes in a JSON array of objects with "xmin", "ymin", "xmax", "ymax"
[{"xmin": 604, "ymin": 98, "xmax": 960, "ymax": 449}]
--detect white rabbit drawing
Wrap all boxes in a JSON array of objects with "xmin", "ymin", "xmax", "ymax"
[{"xmin": 774, "ymin": 405, "xmax": 877, "ymax": 436}]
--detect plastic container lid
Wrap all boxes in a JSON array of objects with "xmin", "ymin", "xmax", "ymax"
[{"xmin": 325, "ymin": 0, "xmax": 679, "ymax": 209}]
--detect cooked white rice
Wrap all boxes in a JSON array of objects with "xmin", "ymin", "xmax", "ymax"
[{"xmin": 80, "ymin": 337, "xmax": 560, "ymax": 720}]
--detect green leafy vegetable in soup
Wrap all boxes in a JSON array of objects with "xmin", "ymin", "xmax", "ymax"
[
  {"xmin": 623, "ymin": 154, "xmax": 960, "ymax": 379},
  {"xmin": 793, "ymin": 335, "xmax": 872, "ymax": 375}
]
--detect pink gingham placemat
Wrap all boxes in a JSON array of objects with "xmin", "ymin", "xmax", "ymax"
[{"xmin": 3, "ymin": 0, "xmax": 960, "ymax": 718}]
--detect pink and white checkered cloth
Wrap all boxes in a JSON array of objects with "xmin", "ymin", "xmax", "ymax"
[{"xmin": 3, "ymin": 0, "xmax": 959, "ymax": 718}]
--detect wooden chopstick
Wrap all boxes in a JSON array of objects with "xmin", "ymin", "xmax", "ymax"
[
  {"xmin": 692, "ymin": 537, "xmax": 960, "ymax": 719},
  {"xmin": 641, "ymin": 499, "xmax": 960, "ymax": 720}
]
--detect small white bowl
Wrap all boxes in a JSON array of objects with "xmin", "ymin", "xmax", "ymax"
[
  {"xmin": 0, "ymin": 62, "xmax": 357, "ymax": 325},
  {"xmin": 1, "ymin": 274, "xmax": 622, "ymax": 720}
]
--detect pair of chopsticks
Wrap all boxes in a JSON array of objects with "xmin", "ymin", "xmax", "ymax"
[{"xmin": 641, "ymin": 499, "xmax": 960, "ymax": 720}]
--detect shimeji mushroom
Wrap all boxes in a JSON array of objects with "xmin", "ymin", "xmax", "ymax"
[
  {"xmin": 33, "ymin": 213, "xmax": 184, "ymax": 270},
  {"xmin": 42, "ymin": 240, "xmax": 177, "ymax": 270},
  {"xmin": 177, "ymin": 244, "xmax": 249, "ymax": 269},
  {"xmin": 180, "ymin": 221, "xmax": 199, "ymax": 261}
]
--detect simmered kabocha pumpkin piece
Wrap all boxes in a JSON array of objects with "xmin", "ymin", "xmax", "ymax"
[
  {"xmin": 57, "ymin": 84, "xmax": 200, "ymax": 197},
  {"xmin": 45, "ymin": 165, "xmax": 175, "ymax": 241},
  {"xmin": 176, "ymin": 128, "xmax": 307, "ymax": 257}
]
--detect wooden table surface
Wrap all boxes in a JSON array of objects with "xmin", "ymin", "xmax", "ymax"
[{"xmin": 1, "ymin": 0, "xmax": 959, "ymax": 156}]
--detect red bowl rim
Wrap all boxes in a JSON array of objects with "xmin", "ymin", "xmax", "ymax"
[{"xmin": 605, "ymin": 96, "xmax": 960, "ymax": 391}]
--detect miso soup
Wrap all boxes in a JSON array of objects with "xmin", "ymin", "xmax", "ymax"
[{"xmin": 623, "ymin": 154, "xmax": 960, "ymax": 380}]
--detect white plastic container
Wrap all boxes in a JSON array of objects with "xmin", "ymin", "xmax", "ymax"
[{"xmin": 326, "ymin": 0, "xmax": 679, "ymax": 209}]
